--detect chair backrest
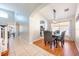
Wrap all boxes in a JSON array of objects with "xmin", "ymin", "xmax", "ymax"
[
  {"xmin": 54, "ymin": 30, "xmax": 60, "ymax": 35},
  {"xmin": 61, "ymin": 31, "xmax": 66, "ymax": 40},
  {"xmin": 44, "ymin": 31, "xmax": 52, "ymax": 42}
]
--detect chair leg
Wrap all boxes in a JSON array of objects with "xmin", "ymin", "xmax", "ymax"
[
  {"xmin": 61, "ymin": 41, "xmax": 64, "ymax": 48},
  {"xmin": 55, "ymin": 40, "xmax": 57, "ymax": 48},
  {"xmin": 63, "ymin": 40, "xmax": 64, "ymax": 45},
  {"xmin": 44, "ymin": 41, "xmax": 46, "ymax": 46},
  {"xmin": 50, "ymin": 42, "xmax": 52, "ymax": 48},
  {"xmin": 56, "ymin": 41, "xmax": 58, "ymax": 48},
  {"xmin": 61, "ymin": 43, "xmax": 63, "ymax": 48},
  {"xmin": 54, "ymin": 40, "xmax": 55, "ymax": 47}
]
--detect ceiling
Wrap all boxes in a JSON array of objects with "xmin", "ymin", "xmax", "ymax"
[
  {"xmin": 0, "ymin": 3, "xmax": 78, "ymax": 22},
  {"xmin": 38, "ymin": 3, "xmax": 77, "ymax": 20},
  {"xmin": 0, "ymin": 3, "xmax": 46, "ymax": 24},
  {"xmin": 0, "ymin": 3, "xmax": 43, "ymax": 17}
]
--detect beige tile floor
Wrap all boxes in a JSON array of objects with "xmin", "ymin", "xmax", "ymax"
[{"xmin": 8, "ymin": 37, "xmax": 54, "ymax": 56}]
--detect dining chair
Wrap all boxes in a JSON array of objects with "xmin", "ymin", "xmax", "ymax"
[
  {"xmin": 57, "ymin": 31, "xmax": 66, "ymax": 48},
  {"xmin": 44, "ymin": 31, "xmax": 55, "ymax": 48}
]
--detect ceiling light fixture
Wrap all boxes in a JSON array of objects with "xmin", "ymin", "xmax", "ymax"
[
  {"xmin": 53, "ymin": 9, "xmax": 56, "ymax": 23},
  {"xmin": 64, "ymin": 8, "xmax": 69, "ymax": 12}
]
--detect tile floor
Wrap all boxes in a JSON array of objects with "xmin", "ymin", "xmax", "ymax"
[{"xmin": 8, "ymin": 37, "xmax": 53, "ymax": 56}]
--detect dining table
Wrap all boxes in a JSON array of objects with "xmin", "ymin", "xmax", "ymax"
[{"xmin": 52, "ymin": 33, "xmax": 61, "ymax": 48}]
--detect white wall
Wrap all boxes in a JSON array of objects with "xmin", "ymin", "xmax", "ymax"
[
  {"xmin": 19, "ymin": 24, "xmax": 29, "ymax": 42},
  {"xmin": 14, "ymin": 13, "xmax": 29, "ymax": 43},
  {"xmin": 69, "ymin": 17, "xmax": 75, "ymax": 40},
  {"xmin": 29, "ymin": 13, "xmax": 45, "ymax": 43},
  {"xmin": 15, "ymin": 18, "xmax": 29, "ymax": 43},
  {"xmin": 47, "ymin": 20, "xmax": 52, "ymax": 31},
  {"xmin": 75, "ymin": 4, "xmax": 79, "ymax": 52}
]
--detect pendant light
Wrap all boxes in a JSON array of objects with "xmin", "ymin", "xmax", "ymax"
[{"xmin": 53, "ymin": 9, "xmax": 56, "ymax": 23}]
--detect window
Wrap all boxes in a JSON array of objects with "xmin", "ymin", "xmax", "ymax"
[
  {"xmin": 0, "ymin": 10, "xmax": 8, "ymax": 18},
  {"xmin": 51, "ymin": 21, "xmax": 70, "ymax": 36},
  {"xmin": 59, "ymin": 22, "xmax": 70, "ymax": 36}
]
